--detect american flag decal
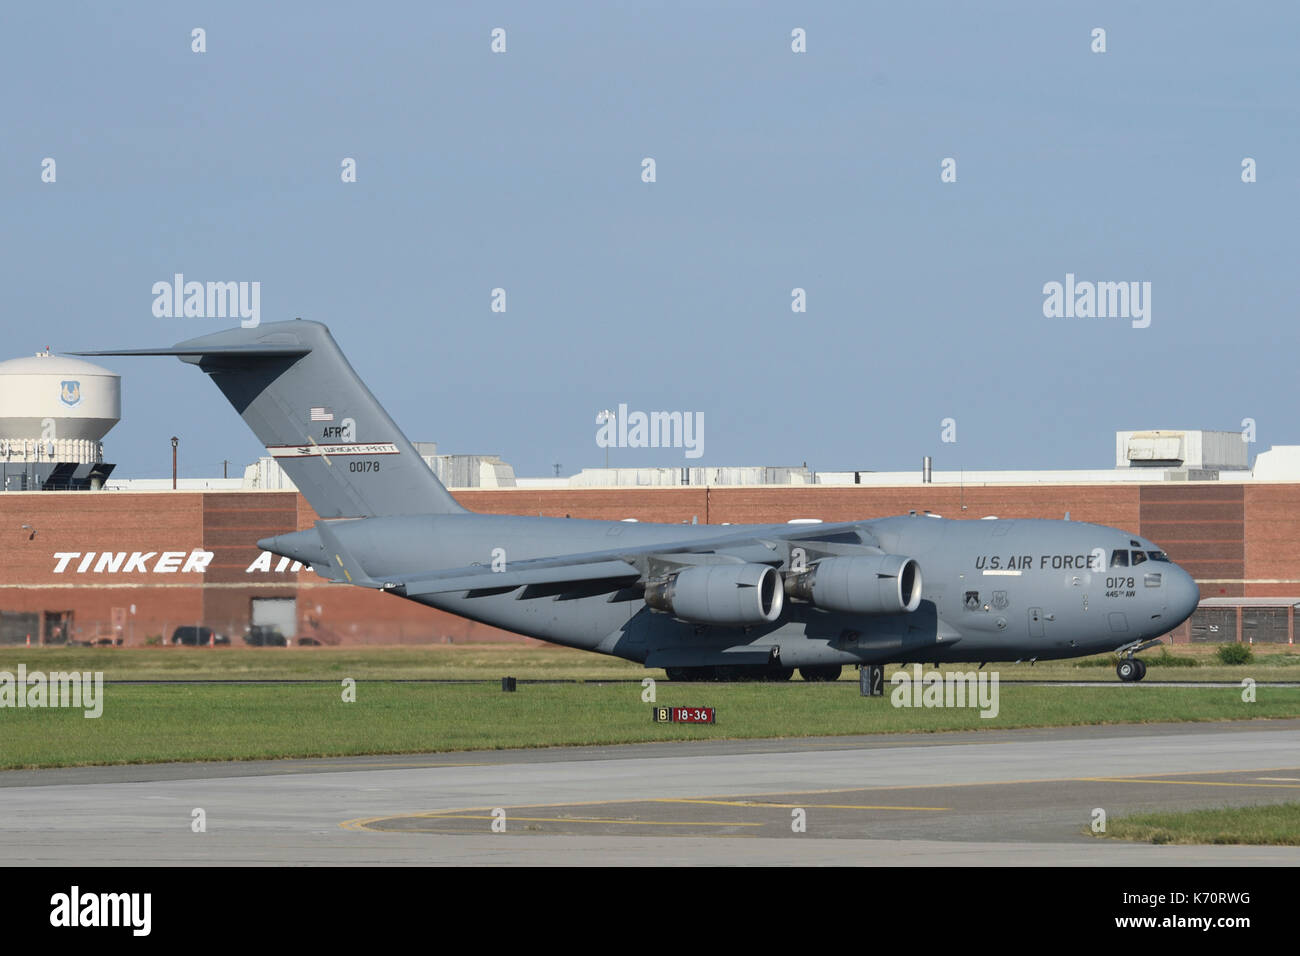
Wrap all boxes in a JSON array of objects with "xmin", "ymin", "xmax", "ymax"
[{"xmin": 310, "ymin": 407, "xmax": 333, "ymax": 422}]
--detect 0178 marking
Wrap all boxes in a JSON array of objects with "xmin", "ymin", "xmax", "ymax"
[{"xmin": 1105, "ymin": 576, "xmax": 1135, "ymax": 597}]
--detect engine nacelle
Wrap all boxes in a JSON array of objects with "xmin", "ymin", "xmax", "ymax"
[
  {"xmin": 784, "ymin": 554, "xmax": 922, "ymax": 615},
  {"xmin": 644, "ymin": 563, "xmax": 785, "ymax": 626}
]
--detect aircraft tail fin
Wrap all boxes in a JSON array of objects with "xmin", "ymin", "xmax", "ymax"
[{"xmin": 75, "ymin": 320, "xmax": 466, "ymax": 518}]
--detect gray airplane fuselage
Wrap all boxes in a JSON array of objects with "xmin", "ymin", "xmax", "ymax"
[
  {"xmin": 268, "ymin": 509, "xmax": 1199, "ymax": 671},
  {"xmin": 78, "ymin": 319, "xmax": 1199, "ymax": 679}
]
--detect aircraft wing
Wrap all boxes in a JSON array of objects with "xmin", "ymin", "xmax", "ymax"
[
  {"xmin": 389, "ymin": 559, "xmax": 642, "ymax": 596},
  {"xmin": 371, "ymin": 520, "xmax": 874, "ymax": 599}
]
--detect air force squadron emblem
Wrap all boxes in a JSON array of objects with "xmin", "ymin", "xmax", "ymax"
[{"xmin": 59, "ymin": 380, "xmax": 82, "ymax": 408}]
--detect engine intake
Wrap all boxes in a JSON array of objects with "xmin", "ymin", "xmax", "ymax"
[
  {"xmin": 785, "ymin": 554, "xmax": 922, "ymax": 615},
  {"xmin": 644, "ymin": 563, "xmax": 784, "ymax": 626}
]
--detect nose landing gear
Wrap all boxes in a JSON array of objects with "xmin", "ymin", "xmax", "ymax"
[
  {"xmin": 1114, "ymin": 637, "xmax": 1162, "ymax": 682},
  {"xmin": 1116, "ymin": 657, "xmax": 1147, "ymax": 682}
]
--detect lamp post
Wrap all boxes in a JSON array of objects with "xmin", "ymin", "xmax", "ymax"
[
  {"xmin": 170, "ymin": 436, "xmax": 179, "ymax": 490},
  {"xmin": 597, "ymin": 408, "xmax": 614, "ymax": 469}
]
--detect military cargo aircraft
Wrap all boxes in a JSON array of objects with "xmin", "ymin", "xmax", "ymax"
[{"xmin": 79, "ymin": 320, "xmax": 1199, "ymax": 682}]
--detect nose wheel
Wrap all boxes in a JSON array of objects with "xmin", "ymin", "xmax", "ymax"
[
  {"xmin": 1113, "ymin": 638, "xmax": 1161, "ymax": 682},
  {"xmin": 1116, "ymin": 658, "xmax": 1147, "ymax": 682}
]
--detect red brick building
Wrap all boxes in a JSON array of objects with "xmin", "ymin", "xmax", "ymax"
[{"xmin": 1, "ymin": 482, "xmax": 1295, "ymax": 646}]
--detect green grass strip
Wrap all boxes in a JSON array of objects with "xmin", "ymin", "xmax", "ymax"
[
  {"xmin": 1096, "ymin": 802, "xmax": 1300, "ymax": 845},
  {"xmin": 2, "ymin": 683, "xmax": 1297, "ymax": 770}
]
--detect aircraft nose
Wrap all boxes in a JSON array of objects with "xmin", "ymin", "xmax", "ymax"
[{"xmin": 1167, "ymin": 565, "xmax": 1200, "ymax": 626}]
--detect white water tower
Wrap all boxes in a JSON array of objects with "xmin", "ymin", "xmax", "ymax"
[{"xmin": 0, "ymin": 350, "xmax": 120, "ymax": 489}]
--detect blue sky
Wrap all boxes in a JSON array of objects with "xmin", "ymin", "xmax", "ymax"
[{"xmin": 4, "ymin": 2, "xmax": 1296, "ymax": 479}]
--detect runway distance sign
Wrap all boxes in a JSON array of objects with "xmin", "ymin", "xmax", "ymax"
[{"xmin": 653, "ymin": 706, "xmax": 716, "ymax": 724}]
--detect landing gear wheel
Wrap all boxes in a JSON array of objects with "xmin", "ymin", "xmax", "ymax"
[
  {"xmin": 799, "ymin": 665, "xmax": 843, "ymax": 682},
  {"xmin": 1116, "ymin": 659, "xmax": 1139, "ymax": 682},
  {"xmin": 771, "ymin": 667, "xmax": 795, "ymax": 682},
  {"xmin": 1133, "ymin": 659, "xmax": 1147, "ymax": 681},
  {"xmin": 666, "ymin": 667, "xmax": 712, "ymax": 682}
]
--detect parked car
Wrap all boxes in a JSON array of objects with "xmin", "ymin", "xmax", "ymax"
[
  {"xmin": 170, "ymin": 626, "xmax": 229, "ymax": 646},
  {"xmin": 244, "ymin": 625, "xmax": 288, "ymax": 647}
]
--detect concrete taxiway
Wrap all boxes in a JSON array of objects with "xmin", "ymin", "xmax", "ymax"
[{"xmin": 1, "ymin": 720, "xmax": 1298, "ymax": 865}]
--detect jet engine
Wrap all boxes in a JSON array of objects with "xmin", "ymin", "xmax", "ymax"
[
  {"xmin": 784, "ymin": 554, "xmax": 922, "ymax": 615},
  {"xmin": 644, "ymin": 563, "xmax": 785, "ymax": 626}
]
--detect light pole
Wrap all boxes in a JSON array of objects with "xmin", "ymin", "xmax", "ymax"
[
  {"xmin": 170, "ymin": 436, "xmax": 179, "ymax": 489},
  {"xmin": 597, "ymin": 408, "xmax": 614, "ymax": 469}
]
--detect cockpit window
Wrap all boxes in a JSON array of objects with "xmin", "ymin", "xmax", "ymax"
[
  {"xmin": 1147, "ymin": 551, "xmax": 1169, "ymax": 562},
  {"xmin": 1110, "ymin": 549, "xmax": 1129, "ymax": 568},
  {"xmin": 1130, "ymin": 551, "xmax": 1147, "ymax": 566}
]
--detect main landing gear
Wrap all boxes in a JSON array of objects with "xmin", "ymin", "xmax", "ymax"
[
  {"xmin": 663, "ymin": 664, "xmax": 846, "ymax": 682},
  {"xmin": 665, "ymin": 665, "xmax": 794, "ymax": 682},
  {"xmin": 798, "ymin": 665, "xmax": 843, "ymax": 682}
]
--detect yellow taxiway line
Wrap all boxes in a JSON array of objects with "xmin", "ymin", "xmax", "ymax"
[
  {"xmin": 654, "ymin": 798, "xmax": 950, "ymax": 811},
  {"xmin": 339, "ymin": 765, "xmax": 1300, "ymax": 832},
  {"xmin": 1079, "ymin": 777, "xmax": 1300, "ymax": 789}
]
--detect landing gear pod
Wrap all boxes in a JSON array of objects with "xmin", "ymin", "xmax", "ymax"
[
  {"xmin": 785, "ymin": 555, "xmax": 923, "ymax": 615},
  {"xmin": 644, "ymin": 563, "xmax": 785, "ymax": 626}
]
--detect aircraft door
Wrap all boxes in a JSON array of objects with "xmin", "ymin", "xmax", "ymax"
[{"xmin": 1028, "ymin": 607, "xmax": 1044, "ymax": 637}]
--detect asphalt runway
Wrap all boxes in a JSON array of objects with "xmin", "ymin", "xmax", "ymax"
[
  {"xmin": 101, "ymin": 679, "xmax": 1300, "ymax": 687},
  {"xmin": 1, "ymin": 720, "xmax": 1298, "ymax": 865}
]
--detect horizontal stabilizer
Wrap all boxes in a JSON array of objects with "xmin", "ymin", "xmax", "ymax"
[
  {"xmin": 70, "ymin": 320, "xmax": 467, "ymax": 518},
  {"xmin": 72, "ymin": 345, "xmax": 310, "ymax": 360},
  {"xmin": 314, "ymin": 520, "xmax": 381, "ymax": 588}
]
